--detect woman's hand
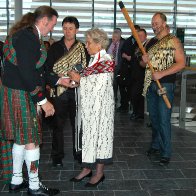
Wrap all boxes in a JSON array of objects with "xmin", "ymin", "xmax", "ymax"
[
  {"xmin": 67, "ymin": 71, "xmax": 81, "ymax": 83},
  {"xmin": 58, "ymin": 77, "xmax": 71, "ymax": 87}
]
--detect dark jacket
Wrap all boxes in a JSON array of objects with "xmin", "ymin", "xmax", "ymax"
[
  {"xmin": 118, "ymin": 35, "xmax": 137, "ymax": 85},
  {"xmin": 0, "ymin": 41, "xmax": 3, "ymax": 77},
  {"xmin": 2, "ymin": 27, "xmax": 59, "ymax": 104}
]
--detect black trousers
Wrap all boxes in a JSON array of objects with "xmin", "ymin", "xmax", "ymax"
[
  {"xmin": 51, "ymin": 89, "xmax": 76, "ymax": 161},
  {"xmin": 130, "ymin": 81, "xmax": 144, "ymax": 117},
  {"xmin": 118, "ymin": 83, "xmax": 130, "ymax": 109}
]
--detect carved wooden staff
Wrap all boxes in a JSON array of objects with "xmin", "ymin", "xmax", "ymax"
[{"xmin": 118, "ymin": 1, "xmax": 171, "ymax": 109}]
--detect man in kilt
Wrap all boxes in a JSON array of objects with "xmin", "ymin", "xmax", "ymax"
[{"xmin": 0, "ymin": 6, "xmax": 70, "ymax": 196}]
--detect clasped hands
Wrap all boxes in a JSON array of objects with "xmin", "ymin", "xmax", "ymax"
[
  {"xmin": 41, "ymin": 71, "xmax": 81, "ymax": 118},
  {"xmin": 58, "ymin": 70, "xmax": 81, "ymax": 88}
]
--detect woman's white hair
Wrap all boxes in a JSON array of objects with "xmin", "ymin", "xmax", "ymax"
[{"xmin": 85, "ymin": 28, "xmax": 109, "ymax": 49}]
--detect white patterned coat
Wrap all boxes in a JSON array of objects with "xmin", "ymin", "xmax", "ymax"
[{"xmin": 79, "ymin": 50, "xmax": 115, "ymax": 164}]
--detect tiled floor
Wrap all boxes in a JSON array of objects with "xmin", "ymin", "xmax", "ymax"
[{"xmin": 1, "ymin": 111, "xmax": 196, "ymax": 196}]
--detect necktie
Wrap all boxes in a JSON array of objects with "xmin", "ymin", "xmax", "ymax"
[{"xmin": 113, "ymin": 42, "xmax": 117, "ymax": 59}]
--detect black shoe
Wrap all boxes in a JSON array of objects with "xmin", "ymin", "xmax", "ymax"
[
  {"xmin": 9, "ymin": 180, "xmax": 29, "ymax": 193},
  {"xmin": 159, "ymin": 157, "xmax": 170, "ymax": 166},
  {"xmin": 52, "ymin": 158, "xmax": 63, "ymax": 168},
  {"xmin": 146, "ymin": 148, "xmax": 160, "ymax": 156},
  {"xmin": 130, "ymin": 114, "xmax": 144, "ymax": 120},
  {"xmin": 116, "ymin": 106, "xmax": 128, "ymax": 113},
  {"xmin": 70, "ymin": 171, "xmax": 92, "ymax": 182},
  {"xmin": 85, "ymin": 175, "xmax": 105, "ymax": 187},
  {"xmin": 146, "ymin": 122, "xmax": 152, "ymax": 127},
  {"xmin": 27, "ymin": 182, "xmax": 60, "ymax": 196},
  {"xmin": 130, "ymin": 113, "xmax": 136, "ymax": 118}
]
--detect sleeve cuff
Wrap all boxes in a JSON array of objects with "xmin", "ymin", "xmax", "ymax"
[
  {"xmin": 37, "ymin": 98, "xmax": 47, "ymax": 106},
  {"xmin": 56, "ymin": 78, "xmax": 60, "ymax": 85}
]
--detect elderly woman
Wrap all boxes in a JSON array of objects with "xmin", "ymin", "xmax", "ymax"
[{"xmin": 69, "ymin": 28, "xmax": 115, "ymax": 187}]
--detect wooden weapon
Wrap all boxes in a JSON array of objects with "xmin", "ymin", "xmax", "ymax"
[{"xmin": 118, "ymin": 1, "xmax": 171, "ymax": 109}]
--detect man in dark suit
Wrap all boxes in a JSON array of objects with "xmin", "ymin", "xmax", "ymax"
[
  {"xmin": 117, "ymin": 25, "xmax": 140, "ymax": 112},
  {"xmin": 130, "ymin": 28, "xmax": 147, "ymax": 120},
  {"xmin": 107, "ymin": 28, "xmax": 125, "ymax": 103}
]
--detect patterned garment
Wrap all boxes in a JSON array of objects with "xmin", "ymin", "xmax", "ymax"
[
  {"xmin": 76, "ymin": 50, "xmax": 115, "ymax": 167},
  {"xmin": 0, "ymin": 85, "xmax": 42, "ymax": 145},
  {"xmin": 51, "ymin": 41, "xmax": 87, "ymax": 97},
  {"xmin": 3, "ymin": 35, "xmax": 47, "ymax": 69},
  {"xmin": 143, "ymin": 34, "xmax": 175, "ymax": 96},
  {"xmin": 0, "ymin": 139, "xmax": 13, "ymax": 184}
]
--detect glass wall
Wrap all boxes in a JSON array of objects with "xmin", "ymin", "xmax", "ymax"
[{"xmin": 0, "ymin": 0, "xmax": 196, "ymax": 64}]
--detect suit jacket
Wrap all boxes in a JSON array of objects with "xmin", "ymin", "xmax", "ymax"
[
  {"xmin": 117, "ymin": 35, "xmax": 137, "ymax": 85},
  {"xmin": 107, "ymin": 37, "xmax": 125, "ymax": 74},
  {"xmin": 2, "ymin": 27, "xmax": 59, "ymax": 104}
]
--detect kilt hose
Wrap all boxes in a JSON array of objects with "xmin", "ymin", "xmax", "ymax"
[{"xmin": 0, "ymin": 85, "xmax": 42, "ymax": 183}]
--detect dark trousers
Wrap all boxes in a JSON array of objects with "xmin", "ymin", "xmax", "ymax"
[
  {"xmin": 119, "ymin": 83, "xmax": 130, "ymax": 109},
  {"xmin": 113, "ymin": 68, "xmax": 119, "ymax": 102},
  {"xmin": 51, "ymin": 89, "xmax": 76, "ymax": 161},
  {"xmin": 130, "ymin": 81, "xmax": 144, "ymax": 117}
]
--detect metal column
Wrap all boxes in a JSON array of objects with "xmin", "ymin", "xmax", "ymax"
[
  {"xmin": 179, "ymin": 69, "xmax": 196, "ymax": 129},
  {"xmin": 15, "ymin": 0, "xmax": 22, "ymax": 22}
]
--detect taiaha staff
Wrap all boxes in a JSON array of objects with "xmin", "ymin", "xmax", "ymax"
[{"xmin": 118, "ymin": 1, "xmax": 171, "ymax": 109}]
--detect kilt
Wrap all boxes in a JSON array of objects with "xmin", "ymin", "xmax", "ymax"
[{"xmin": 0, "ymin": 85, "xmax": 42, "ymax": 145}]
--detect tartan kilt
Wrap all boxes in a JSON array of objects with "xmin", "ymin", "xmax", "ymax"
[{"xmin": 0, "ymin": 85, "xmax": 42, "ymax": 145}]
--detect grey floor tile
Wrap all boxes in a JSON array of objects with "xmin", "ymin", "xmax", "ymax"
[
  {"xmin": 179, "ymin": 153, "xmax": 196, "ymax": 161},
  {"xmin": 0, "ymin": 192, "xmax": 23, "ymax": 196},
  {"xmin": 143, "ymin": 169, "xmax": 184, "ymax": 179},
  {"xmin": 98, "ymin": 180, "xmax": 140, "ymax": 191},
  {"xmin": 139, "ymin": 179, "xmax": 178, "ymax": 190},
  {"xmin": 105, "ymin": 161, "xmax": 128, "ymax": 170},
  {"xmin": 1, "ymin": 107, "xmax": 196, "ymax": 195},
  {"xmin": 56, "ymin": 191, "xmax": 94, "ymax": 196},
  {"xmin": 165, "ymin": 161, "xmax": 196, "ymax": 169},
  {"xmin": 150, "ymin": 189, "xmax": 196, "ymax": 196},
  {"xmin": 122, "ymin": 170, "xmax": 146, "ymax": 180},
  {"xmin": 40, "ymin": 171, "xmax": 61, "ymax": 180},
  {"xmin": 181, "ymin": 168, "xmax": 196, "ymax": 178},
  {"xmin": 149, "ymin": 190, "xmax": 176, "ymax": 196},
  {"xmin": 118, "ymin": 147, "xmax": 136, "ymax": 154},
  {"xmin": 94, "ymin": 190, "xmax": 114, "ymax": 196},
  {"xmin": 115, "ymin": 190, "xmax": 150, "ymax": 196},
  {"xmin": 175, "ymin": 179, "xmax": 196, "ymax": 189}
]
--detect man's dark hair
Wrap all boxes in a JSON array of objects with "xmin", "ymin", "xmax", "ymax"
[
  {"xmin": 115, "ymin": 27, "xmax": 122, "ymax": 32},
  {"xmin": 134, "ymin": 25, "xmax": 140, "ymax": 31},
  {"xmin": 34, "ymin": 6, "xmax": 58, "ymax": 21},
  {"xmin": 62, "ymin": 16, "xmax": 79, "ymax": 29},
  {"xmin": 138, "ymin": 28, "xmax": 147, "ymax": 35}
]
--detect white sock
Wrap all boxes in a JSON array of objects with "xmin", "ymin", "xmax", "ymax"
[
  {"xmin": 11, "ymin": 143, "xmax": 25, "ymax": 185},
  {"xmin": 24, "ymin": 148, "xmax": 40, "ymax": 190}
]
